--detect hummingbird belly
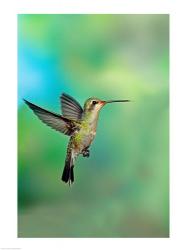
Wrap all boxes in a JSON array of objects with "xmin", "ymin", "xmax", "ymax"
[{"xmin": 72, "ymin": 127, "xmax": 96, "ymax": 153}]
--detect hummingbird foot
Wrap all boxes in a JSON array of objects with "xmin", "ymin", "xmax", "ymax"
[{"xmin": 82, "ymin": 148, "xmax": 90, "ymax": 158}]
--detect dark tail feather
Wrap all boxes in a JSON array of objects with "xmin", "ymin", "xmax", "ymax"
[{"xmin": 61, "ymin": 154, "xmax": 74, "ymax": 185}]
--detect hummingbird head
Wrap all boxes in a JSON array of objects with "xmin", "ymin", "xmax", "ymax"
[
  {"xmin": 84, "ymin": 98, "xmax": 106, "ymax": 113},
  {"xmin": 84, "ymin": 97, "xmax": 130, "ymax": 113},
  {"xmin": 83, "ymin": 97, "xmax": 130, "ymax": 123}
]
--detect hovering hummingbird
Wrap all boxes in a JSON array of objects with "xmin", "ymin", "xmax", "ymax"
[{"xmin": 24, "ymin": 93, "xmax": 130, "ymax": 185}]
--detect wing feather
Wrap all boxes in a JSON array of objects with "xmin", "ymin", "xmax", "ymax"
[
  {"xmin": 60, "ymin": 93, "xmax": 83, "ymax": 120},
  {"xmin": 24, "ymin": 99, "xmax": 76, "ymax": 136}
]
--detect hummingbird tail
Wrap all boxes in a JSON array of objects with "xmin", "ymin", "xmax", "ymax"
[{"xmin": 61, "ymin": 153, "xmax": 74, "ymax": 185}]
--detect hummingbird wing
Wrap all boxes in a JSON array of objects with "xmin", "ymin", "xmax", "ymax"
[
  {"xmin": 60, "ymin": 93, "xmax": 83, "ymax": 120},
  {"xmin": 24, "ymin": 99, "xmax": 78, "ymax": 136}
]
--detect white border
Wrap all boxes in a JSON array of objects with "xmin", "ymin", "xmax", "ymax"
[
  {"xmin": 16, "ymin": 0, "xmax": 172, "ymax": 14},
  {"xmin": 0, "ymin": 0, "xmax": 187, "ymax": 249}
]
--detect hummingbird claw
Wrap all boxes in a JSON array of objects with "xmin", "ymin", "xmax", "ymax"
[{"xmin": 82, "ymin": 148, "xmax": 90, "ymax": 158}]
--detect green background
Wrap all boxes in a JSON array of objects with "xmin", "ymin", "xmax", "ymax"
[{"xmin": 18, "ymin": 14, "xmax": 169, "ymax": 237}]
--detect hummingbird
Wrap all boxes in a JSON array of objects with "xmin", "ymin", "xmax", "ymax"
[{"xmin": 24, "ymin": 93, "xmax": 130, "ymax": 185}]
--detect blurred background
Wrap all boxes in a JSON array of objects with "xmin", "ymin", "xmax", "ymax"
[{"xmin": 18, "ymin": 14, "xmax": 169, "ymax": 237}]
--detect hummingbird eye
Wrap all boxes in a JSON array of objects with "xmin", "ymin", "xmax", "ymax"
[{"xmin": 92, "ymin": 101, "xmax": 98, "ymax": 105}]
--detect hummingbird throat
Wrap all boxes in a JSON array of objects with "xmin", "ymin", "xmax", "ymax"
[{"xmin": 83, "ymin": 108, "xmax": 101, "ymax": 128}]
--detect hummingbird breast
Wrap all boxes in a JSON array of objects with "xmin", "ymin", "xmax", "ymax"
[
  {"xmin": 70, "ymin": 110, "xmax": 100, "ymax": 155},
  {"xmin": 72, "ymin": 123, "xmax": 97, "ymax": 154}
]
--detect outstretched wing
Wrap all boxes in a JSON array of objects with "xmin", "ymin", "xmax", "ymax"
[
  {"xmin": 60, "ymin": 93, "xmax": 83, "ymax": 120},
  {"xmin": 24, "ymin": 99, "xmax": 78, "ymax": 136}
]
